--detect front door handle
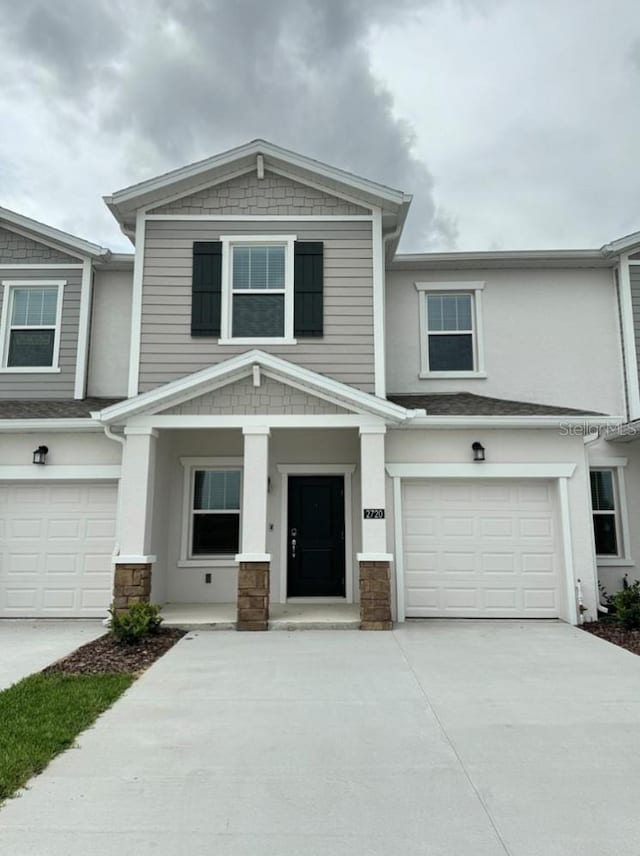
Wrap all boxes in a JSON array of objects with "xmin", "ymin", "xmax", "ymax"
[{"xmin": 291, "ymin": 538, "xmax": 297, "ymax": 558}]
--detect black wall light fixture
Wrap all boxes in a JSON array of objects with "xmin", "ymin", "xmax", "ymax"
[
  {"xmin": 32, "ymin": 445, "xmax": 49, "ymax": 465},
  {"xmin": 471, "ymin": 442, "xmax": 485, "ymax": 462}
]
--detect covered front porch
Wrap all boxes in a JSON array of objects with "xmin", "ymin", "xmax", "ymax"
[{"xmin": 94, "ymin": 352, "xmax": 415, "ymax": 630}]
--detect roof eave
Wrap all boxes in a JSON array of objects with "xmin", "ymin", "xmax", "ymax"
[
  {"xmin": 0, "ymin": 206, "xmax": 111, "ymax": 260},
  {"xmin": 105, "ymin": 140, "xmax": 408, "ymax": 225}
]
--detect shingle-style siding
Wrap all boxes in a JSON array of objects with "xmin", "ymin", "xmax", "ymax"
[
  {"xmin": 149, "ymin": 171, "xmax": 369, "ymax": 216},
  {"xmin": 0, "ymin": 268, "xmax": 82, "ymax": 398},
  {"xmin": 0, "ymin": 227, "xmax": 80, "ymax": 264},
  {"xmin": 139, "ymin": 219, "xmax": 375, "ymax": 393},
  {"xmin": 630, "ymin": 266, "xmax": 640, "ymax": 395},
  {"xmin": 161, "ymin": 376, "xmax": 347, "ymax": 415}
]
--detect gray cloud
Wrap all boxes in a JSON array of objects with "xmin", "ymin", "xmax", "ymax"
[{"xmin": 0, "ymin": 0, "xmax": 455, "ymax": 249}]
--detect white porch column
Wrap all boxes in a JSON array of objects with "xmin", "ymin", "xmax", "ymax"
[
  {"xmin": 357, "ymin": 425, "xmax": 393, "ymax": 630},
  {"xmin": 117, "ymin": 426, "xmax": 158, "ymax": 562},
  {"xmin": 357, "ymin": 425, "xmax": 391, "ymax": 561},
  {"xmin": 236, "ymin": 426, "xmax": 270, "ymax": 562}
]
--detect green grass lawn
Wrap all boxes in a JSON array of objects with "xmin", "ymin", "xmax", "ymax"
[{"xmin": 0, "ymin": 672, "xmax": 133, "ymax": 802}]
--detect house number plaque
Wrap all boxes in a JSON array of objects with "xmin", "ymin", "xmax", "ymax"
[{"xmin": 363, "ymin": 508, "xmax": 385, "ymax": 519}]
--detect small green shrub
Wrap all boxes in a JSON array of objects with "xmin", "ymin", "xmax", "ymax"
[
  {"xmin": 613, "ymin": 580, "xmax": 640, "ymax": 630},
  {"xmin": 108, "ymin": 602, "xmax": 163, "ymax": 644}
]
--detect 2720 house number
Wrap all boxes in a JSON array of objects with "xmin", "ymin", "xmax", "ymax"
[{"xmin": 363, "ymin": 508, "xmax": 385, "ymax": 519}]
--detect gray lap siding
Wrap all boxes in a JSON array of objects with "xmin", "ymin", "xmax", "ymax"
[
  {"xmin": 138, "ymin": 220, "xmax": 375, "ymax": 392},
  {"xmin": 0, "ymin": 267, "xmax": 82, "ymax": 398}
]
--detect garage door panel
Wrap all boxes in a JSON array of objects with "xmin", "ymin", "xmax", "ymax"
[
  {"xmin": 403, "ymin": 479, "xmax": 562, "ymax": 619},
  {"xmin": 0, "ymin": 481, "xmax": 117, "ymax": 618}
]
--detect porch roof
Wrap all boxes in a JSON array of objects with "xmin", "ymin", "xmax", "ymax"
[{"xmin": 92, "ymin": 351, "xmax": 420, "ymax": 426}]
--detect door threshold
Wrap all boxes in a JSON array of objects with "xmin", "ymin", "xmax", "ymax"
[{"xmin": 285, "ymin": 597, "xmax": 350, "ymax": 604}]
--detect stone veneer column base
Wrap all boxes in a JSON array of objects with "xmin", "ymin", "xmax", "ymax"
[
  {"xmin": 237, "ymin": 562, "xmax": 270, "ymax": 631},
  {"xmin": 359, "ymin": 561, "xmax": 393, "ymax": 630},
  {"xmin": 113, "ymin": 563, "xmax": 152, "ymax": 615}
]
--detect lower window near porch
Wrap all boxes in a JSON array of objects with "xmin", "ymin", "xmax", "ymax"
[
  {"xmin": 590, "ymin": 469, "xmax": 619, "ymax": 557},
  {"xmin": 191, "ymin": 469, "xmax": 241, "ymax": 556}
]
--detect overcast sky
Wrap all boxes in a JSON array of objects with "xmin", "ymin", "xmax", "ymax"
[{"xmin": 1, "ymin": 0, "xmax": 639, "ymax": 253}]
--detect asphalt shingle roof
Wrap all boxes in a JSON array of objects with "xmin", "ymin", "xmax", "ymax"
[
  {"xmin": 387, "ymin": 392, "xmax": 601, "ymax": 417},
  {"xmin": 0, "ymin": 398, "xmax": 123, "ymax": 419}
]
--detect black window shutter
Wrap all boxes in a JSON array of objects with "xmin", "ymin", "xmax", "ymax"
[
  {"xmin": 191, "ymin": 242, "xmax": 222, "ymax": 336},
  {"xmin": 294, "ymin": 241, "xmax": 323, "ymax": 337}
]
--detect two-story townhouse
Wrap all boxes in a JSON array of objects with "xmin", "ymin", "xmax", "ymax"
[{"xmin": 0, "ymin": 140, "xmax": 629, "ymax": 628}]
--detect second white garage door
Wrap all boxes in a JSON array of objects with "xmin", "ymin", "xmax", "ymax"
[
  {"xmin": 0, "ymin": 481, "xmax": 117, "ymax": 618},
  {"xmin": 403, "ymin": 479, "xmax": 562, "ymax": 618}
]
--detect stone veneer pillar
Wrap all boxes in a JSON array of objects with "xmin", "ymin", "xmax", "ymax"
[
  {"xmin": 359, "ymin": 561, "xmax": 393, "ymax": 630},
  {"xmin": 113, "ymin": 563, "xmax": 152, "ymax": 614},
  {"xmin": 237, "ymin": 562, "xmax": 270, "ymax": 631}
]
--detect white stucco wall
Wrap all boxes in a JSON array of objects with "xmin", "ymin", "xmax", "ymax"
[
  {"xmin": 88, "ymin": 269, "xmax": 132, "ymax": 398},
  {"xmin": 151, "ymin": 428, "xmax": 362, "ymax": 606},
  {"xmin": 385, "ymin": 267, "xmax": 625, "ymax": 416},
  {"xmin": 0, "ymin": 431, "xmax": 121, "ymax": 467},
  {"xmin": 385, "ymin": 426, "xmax": 598, "ymax": 622},
  {"xmin": 587, "ymin": 435, "xmax": 640, "ymax": 597}
]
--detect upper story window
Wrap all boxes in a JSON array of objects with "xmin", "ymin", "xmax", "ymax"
[
  {"xmin": 191, "ymin": 238, "xmax": 323, "ymax": 342},
  {"xmin": 221, "ymin": 236, "xmax": 295, "ymax": 344},
  {"xmin": 0, "ymin": 280, "xmax": 64, "ymax": 373},
  {"xmin": 415, "ymin": 281, "xmax": 486, "ymax": 379},
  {"xmin": 230, "ymin": 243, "xmax": 288, "ymax": 339}
]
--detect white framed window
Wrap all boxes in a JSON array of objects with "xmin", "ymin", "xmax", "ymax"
[
  {"xmin": 219, "ymin": 235, "xmax": 296, "ymax": 344},
  {"xmin": 415, "ymin": 281, "xmax": 486, "ymax": 378},
  {"xmin": 589, "ymin": 459, "xmax": 633, "ymax": 566},
  {"xmin": 179, "ymin": 457, "xmax": 243, "ymax": 566},
  {"xmin": 0, "ymin": 280, "xmax": 65, "ymax": 372}
]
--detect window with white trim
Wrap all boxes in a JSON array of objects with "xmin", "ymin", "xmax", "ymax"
[
  {"xmin": 221, "ymin": 236, "xmax": 295, "ymax": 343},
  {"xmin": 190, "ymin": 468, "xmax": 242, "ymax": 556},
  {"xmin": 590, "ymin": 469, "xmax": 620, "ymax": 557},
  {"xmin": 415, "ymin": 281, "xmax": 485, "ymax": 378},
  {"xmin": 0, "ymin": 281, "xmax": 65, "ymax": 370}
]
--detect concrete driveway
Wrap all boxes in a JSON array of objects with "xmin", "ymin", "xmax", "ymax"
[
  {"xmin": 0, "ymin": 620, "xmax": 639, "ymax": 855},
  {"xmin": 0, "ymin": 620, "xmax": 104, "ymax": 691}
]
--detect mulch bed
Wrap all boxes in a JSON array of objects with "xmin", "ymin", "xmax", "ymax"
[
  {"xmin": 42, "ymin": 628, "xmax": 186, "ymax": 676},
  {"xmin": 581, "ymin": 621, "xmax": 640, "ymax": 657}
]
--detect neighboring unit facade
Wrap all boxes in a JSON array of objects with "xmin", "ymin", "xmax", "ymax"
[{"xmin": 0, "ymin": 139, "xmax": 636, "ymax": 627}]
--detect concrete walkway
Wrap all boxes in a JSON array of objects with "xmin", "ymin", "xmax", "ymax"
[
  {"xmin": 0, "ymin": 620, "xmax": 104, "ymax": 691},
  {"xmin": 1, "ymin": 620, "xmax": 639, "ymax": 854}
]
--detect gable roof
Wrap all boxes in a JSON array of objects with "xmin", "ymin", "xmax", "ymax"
[
  {"xmin": 0, "ymin": 206, "xmax": 110, "ymax": 260},
  {"xmin": 104, "ymin": 139, "xmax": 411, "ymax": 234},
  {"xmin": 93, "ymin": 350, "xmax": 420, "ymax": 425}
]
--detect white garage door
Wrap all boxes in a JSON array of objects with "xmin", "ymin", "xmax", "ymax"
[
  {"xmin": 403, "ymin": 479, "xmax": 562, "ymax": 618},
  {"xmin": 0, "ymin": 481, "xmax": 117, "ymax": 617}
]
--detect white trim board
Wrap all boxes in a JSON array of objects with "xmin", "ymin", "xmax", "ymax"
[
  {"xmin": 372, "ymin": 207, "xmax": 385, "ymax": 397},
  {"xmin": 0, "ymin": 465, "xmax": 121, "ymax": 481},
  {"xmin": 277, "ymin": 464, "xmax": 356, "ymax": 605},
  {"xmin": 127, "ymin": 210, "xmax": 145, "ymax": 396},
  {"xmin": 0, "ymin": 264, "xmax": 84, "ymax": 270},
  {"xmin": 74, "ymin": 259, "xmax": 93, "ymax": 399},
  {"xmin": 617, "ymin": 255, "xmax": 640, "ymax": 420},
  {"xmin": 0, "ymin": 419, "xmax": 102, "ymax": 432},
  {"xmin": 385, "ymin": 463, "xmax": 577, "ymax": 479},
  {"xmin": 145, "ymin": 214, "xmax": 373, "ymax": 222}
]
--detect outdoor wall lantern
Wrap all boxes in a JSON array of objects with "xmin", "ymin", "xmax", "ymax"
[
  {"xmin": 32, "ymin": 445, "xmax": 49, "ymax": 465},
  {"xmin": 471, "ymin": 442, "xmax": 485, "ymax": 463}
]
